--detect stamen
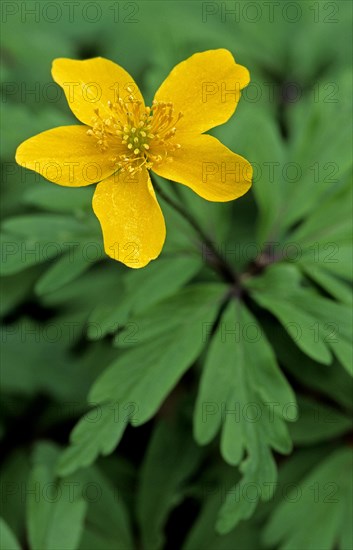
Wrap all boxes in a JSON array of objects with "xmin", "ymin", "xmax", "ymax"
[{"xmin": 87, "ymin": 96, "xmax": 183, "ymax": 175}]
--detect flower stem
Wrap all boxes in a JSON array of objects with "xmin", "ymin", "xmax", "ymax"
[{"xmin": 151, "ymin": 175, "xmax": 239, "ymax": 285}]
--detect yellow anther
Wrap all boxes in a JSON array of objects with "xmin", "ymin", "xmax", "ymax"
[{"xmin": 87, "ymin": 97, "xmax": 183, "ymax": 174}]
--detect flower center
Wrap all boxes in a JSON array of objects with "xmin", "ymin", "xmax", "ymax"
[{"xmin": 88, "ymin": 94, "xmax": 183, "ymax": 175}]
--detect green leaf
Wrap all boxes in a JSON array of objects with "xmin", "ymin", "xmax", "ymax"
[
  {"xmin": 35, "ymin": 243, "xmax": 103, "ymax": 296},
  {"xmin": 167, "ymin": 180, "xmax": 233, "ymax": 246},
  {"xmin": 116, "ymin": 283, "xmax": 226, "ymax": 347},
  {"xmin": 27, "ymin": 443, "xmax": 133, "ymax": 550},
  {"xmin": 243, "ymin": 263, "xmax": 303, "ymax": 296},
  {"xmin": 249, "ymin": 291, "xmax": 332, "ymax": 364},
  {"xmin": 194, "ymin": 300, "xmax": 295, "ymax": 458},
  {"xmin": 88, "ymin": 255, "xmax": 201, "ymax": 340},
  {"xmin": 268, "ymin": 324, "xmax": 353, "ymax": 411},
  {"xmin": 288, "ymin": 12, "xmax": 352, "ymax": 80},
  {"xmin": 297, "ymin": 239, "xmax": 352, "ymax": 281},
  {"xmin": 289, "ymin": 395, "xmax": 352, "ymax": 445},
  {"xmin": 77, "ymin": 466, "xmax": 133, "ymax": 550},
  {"xmin": 137, "ymin": 417, "xmax": 202, "ymax": 550},
  {"xmin": 57, "ymin": 284, "xmax": 226, "ymax": 475},
  {"xmin": 194, "ymin": 300, "xmax": 295, "ymax": 533},
  {"xmin": 299, "ymin": 264, "xmax": 352, "ymax": 306},
  {"xmin": 260, "ymin": 444, "xmax": 338, "ymax": 520},
  {"xmin": 0, "ymin": 319, "xmax": 108, "ymax": 401},
  {"xmin": 56, "ymin": 404, "xmax": 127, "ymax": 477},
  {"xmin": 1, "ymin": 321, "xmax": 73, "ymax": 398},
  {"xmin": 226, "ymin": 109, "xmax": 286, "ymax": 241},
  {"xmin": 217, "ymin": 434, "xmax": 277, "ymax": 535},
  {"xmin": 288, "ymin": 180, "xmax": 353, "ymax": 281},
  {"xmin": 184, "ymin": 502, "xmax": 262, "ymax": 550},
  {"xmin": 23, "ymin": 185, "xmax": 94, "ymax": 215},
  {"xmin": 0, "ymin": 233, "xmax": 59, "ymax": 276},
  {"xmin": 0, "ymin": 161, "xmax": 39, "ymax": 219},
  {"xmin": 0, "ymin": 267, "xmax": 40, "ymax": 317},
  {"xmin": 263, "ymin": 447, "xmax": 353, "ymax": 550},
  {"xmin": 0, "ymin": 450, "xmax": 31, "ymax": 539},
  {"xmin": 290, "ymin": 181, "xmax": 352, "ymax": 246},
  {"xmin": 0, "ymin": 518, "xmax": 21, "ymax": 550},
  {"xmin": 291, "ymin": 292, "xmax": 353, "ymax": 375},
  {"xmin": 2, "ymin": 214, "xmax": 90, "ymax": 242},
  {"xmin": 245, "ymin": 263, "xmax": 353, "ymax": 372},
  {"xmin": 183, "ymin": 467, "xmax": 262, "ymax": 550},
  {"xmin": 1, "ymin": 214, "xmax": 97, "ymax": 276},
  {"xmin": 40, "ymin": 263, "xmax": 124, "ymax": 313},
  {"xmin": 275, "ymin": 72, "xmax": 352, "ymax": 232},
  {"xmin": 27, "ymin": 445, "xmax": 87, "ymax": 550},
  {"xmin": 124, "ymin": 255, "xmax": 202, "ymax": 316},
  {"xmin": 0, "ymin": 103, "xmax": 72, "ymax": 161}
]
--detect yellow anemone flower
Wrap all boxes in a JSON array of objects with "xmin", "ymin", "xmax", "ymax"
[{"xmin": 16, "ymin": 49, "xmax": 252, "ymax": 268}]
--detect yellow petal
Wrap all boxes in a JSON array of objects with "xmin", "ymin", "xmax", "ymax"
[
  {"xmin": 52, "ymin": 57, "xmax": 144, "ymax": 126},
  {"xmin": 154, "ymin": 49, "xmax": 249, "ymax": 134},
  {"xmin": 16, "ymin": 126, "xmax": 120, "ymax": 186},
  {"xmin": 92, "ymin": 168, "xmax": 166, "ymax": 268},
  {"xmin": 152, "ymin": 134, "xmax": 252, "ymax": 202}
]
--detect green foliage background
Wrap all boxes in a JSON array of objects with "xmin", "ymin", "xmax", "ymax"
[{"xmin": 1, "ymin": 1, "xmax": 352, "ymax": 549}]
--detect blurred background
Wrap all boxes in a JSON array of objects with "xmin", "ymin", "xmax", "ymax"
[{"xmin": 1, "ymin": 1, "xmax": 352, "ymax": 549}]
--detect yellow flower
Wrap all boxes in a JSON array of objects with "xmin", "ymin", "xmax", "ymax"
[{"xmin": 16, "ymin": 50, "xmax": 252, "ymax": 268}]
